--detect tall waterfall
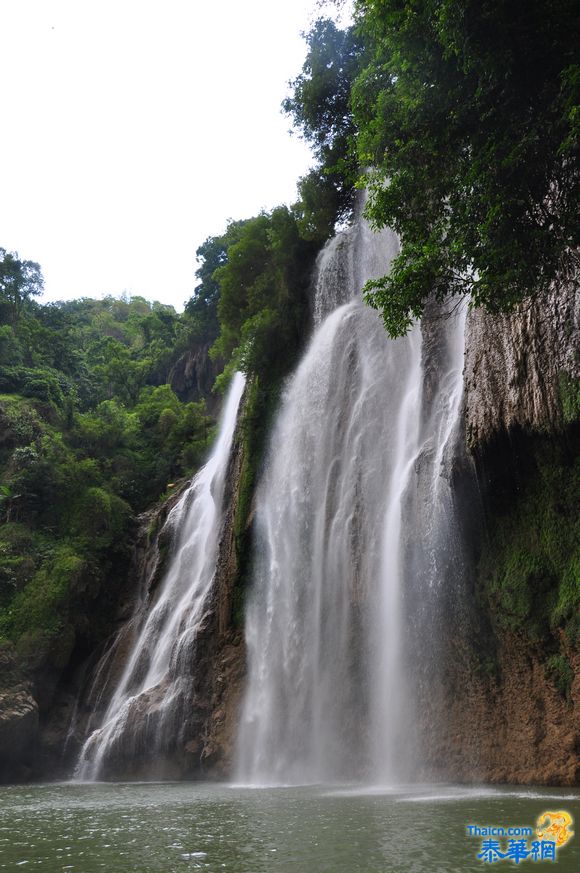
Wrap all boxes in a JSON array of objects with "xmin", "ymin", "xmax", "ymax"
[
  {"xmin": 236, "ymin": 215, "xmax": 467, "ymax": 785},
  {"xmin": 76, "ymin": 372, "xmax": 246, "ymax": 780}
]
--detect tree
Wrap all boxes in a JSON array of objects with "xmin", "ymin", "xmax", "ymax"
[
  {"xmin": 0, "ymin": 249, "xmax": 44, "ymax": 323},
  {"xmin": 207, "ymin": 208, "xmax": 317, "ymax": 383},
  {"xmin": 184, "ymin": 221, "xmax": 249, "ymax": 349},
  {"xmin": 284, "ymin": 19, "xmax": 364, "ymax": 240},
  {"xmin": 351, "ymin": 0, "xmax": 580, "ymax": 335}
]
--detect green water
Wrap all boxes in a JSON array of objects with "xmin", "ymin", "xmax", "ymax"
[{"xmin": 0, "ymin": 783, "xmax": 577, "ymax": 872}]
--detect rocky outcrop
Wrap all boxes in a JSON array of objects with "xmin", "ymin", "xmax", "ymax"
[
  {"xmin": 199, "ymin": 632, "xmax": 245, "ymax": 775},
  {"xmin": 169, "ymin": 343, "xmax": 221, "ymax": 412},
  {"xmin": 0, "ymin": 644, "xmax": 39, "ymax": 781},
  {"xmin": 464, "ymin": 277, "xmax": 579, "ymax": 446}
]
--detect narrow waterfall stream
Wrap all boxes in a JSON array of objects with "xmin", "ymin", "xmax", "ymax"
[
  {"xmin": 236, "ymin": 215, "xmax": 467, "ymax": 785},
  {"xmin": 76, "ymin": 372, "xmax": 246, "ymax": 780}
]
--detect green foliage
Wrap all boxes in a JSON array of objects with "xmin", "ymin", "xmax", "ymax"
[
  {"xmin": 558, "ymin": 372, "xmax": 580, "ymax": 424},
  {"xmin": 284, "ymin": 18, "xmax": 363, "ymax": 240},
  {"xmin": 0, "ymin": 365, "xmax": 76, "ymax": 412},
  {"xmin": 184, "ymin": 229, "xmax": 245, "ymax": 349},
  {"xmin": 544, "ymin": 654, "xmax": 574, "ymax": 701},
  {"xmin": 67, "ymin": 388, "xmax": 211, "ymax": 512},
  {"xmin": 349, "ymin": 0, "xmax": 580, "ymax": 335},
  {"xmin": 1, "ymin": 544, "xmax": 85, "ymax": 640},
  {"xmin": 208, "ymin": 207, "xmax": 317, "ymax": 384},
  {"xmin": 479, "ymin": 436, "xmax": 579, "ymax": 645},
  {"xmin": 0, "ymin": 249, "xmax": 43, "ymax": 323},
  {"xmin": 130, "ymin": 385, "xmax": 213, "ymax": 503},
  {"xmin": 71, "ymin": 488, "xmax": 131, "ymax": 547},
  {"xmin": 552, "ymin": 556, "xmax": 580, "ymax": 634},
  {"xmin": 0, "ymin": 279, "xmax": 216, "ymax": 670},
  {"xmin": 0, "ymin": 325, "xmax": 23, "ymax": 365},
  {"xmin": 0, "ymin": 524, "xmax": 40, "ymax": 610}
]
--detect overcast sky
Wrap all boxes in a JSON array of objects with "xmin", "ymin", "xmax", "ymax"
[{"xmin": 1, "ymin": 1, "xmax": 350, "ymax": 310}]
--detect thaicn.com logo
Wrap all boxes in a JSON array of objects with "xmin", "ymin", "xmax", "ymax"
[{"xmin": 467, "ymin": 811, "xmax": 574, "ymax": 864}]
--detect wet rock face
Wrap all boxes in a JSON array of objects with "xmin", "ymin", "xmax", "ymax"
[
  {"xmin": 464, "ymin": 278, "xmax": 579, "ymax": 446},
  {"xmin": 0, "ymin": 645, "xmax": 39, "ymax": 781}
]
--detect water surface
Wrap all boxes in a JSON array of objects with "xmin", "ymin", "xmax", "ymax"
[{"xmin": 1, "ymin": 783, "xmax": 578, "ymax": 872}]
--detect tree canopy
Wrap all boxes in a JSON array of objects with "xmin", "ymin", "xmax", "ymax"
[
  {"xmin": 0, "ymin": 249, "xmax": 44, "ymax": 322},
  {"xmin": 191, "ymin": 207, "xmax": 318, "ymax": 388},
  {"xmin": 284, "ymin": 18, "xmax": 363, "ymax": 241},
  {"xmin": 0, "ymin": 284, "xmax": 213, "ymax": 659},
  {"xmin": 350, "ymin": 0, "xmax": 580, "ymax": 334}
]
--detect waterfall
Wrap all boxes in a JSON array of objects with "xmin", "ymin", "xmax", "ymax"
[
  {"xmin": 236, "ymin": 214, "xmax": 467, "ymax": 785},
  {"xmin": 76, "ymin": 372, "xmax": 246, "ymax": 780}
]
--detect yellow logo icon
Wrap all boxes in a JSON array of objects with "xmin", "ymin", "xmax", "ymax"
[{"xmin": 536, "ymin": 811, "xmax": 574, "ymax": 849}]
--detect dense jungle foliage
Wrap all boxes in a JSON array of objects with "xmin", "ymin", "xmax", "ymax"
[{"xmin": 0, "ymin": 256, "xmax": 214, "ymax": 665}]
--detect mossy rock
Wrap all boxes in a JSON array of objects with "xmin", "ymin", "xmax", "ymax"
[{"xmin": 478, "ymin": 432, "xmax": 579, "ymax": 645}]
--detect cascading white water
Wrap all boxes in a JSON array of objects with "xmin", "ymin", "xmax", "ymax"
[
  {"xmin": 236, "ymin": 213, "xmax": 467, "ymax": 785},
  {"xmin": 76, "ymin": 372, "xmax": 246, "ymax": 780}
]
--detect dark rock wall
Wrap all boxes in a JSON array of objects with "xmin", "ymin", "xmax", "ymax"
[
  {"xmin": 0, "ymin": 644, "xmax": 38, "ymax": 782},
  {"xmin": 420, "ymin": 633, "xmax": 579, "ymax": 785}
]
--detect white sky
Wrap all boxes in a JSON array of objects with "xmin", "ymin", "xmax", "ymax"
[{"xmin": 1, "ymin": 1, "xmax": 349, "ymax": 310}]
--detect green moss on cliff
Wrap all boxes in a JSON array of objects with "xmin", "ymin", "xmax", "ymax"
[
  {"xmin": 479, "ymin": 435, "xmax": 579, "ymax": 647},
  {"xmin": 544, "ymin": 653, "xmax": 574, "ymax": 702},
  {"xmin": 230, "ymin": 377, "xmax": 284, "ymax": 628},
  {"xmin": 558, "ymin": 372, "xmax": 580, "ymax": 425}
]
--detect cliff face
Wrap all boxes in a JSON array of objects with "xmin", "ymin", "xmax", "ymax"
[
  {"xmin": 63, "ymin": 284, "xmax": 578, "ymax": 785},
  {"xmin": 0, "ymin": 538, "xmax": 134, "ymax": 783},
  {"xmin": 428, "ymin": 278, "xmax": 580, "ymax": 786},
  {"xmin": 169, "ymin": 343, "xmax": 221, "ymax": 414},
  {"xmin": 195, "ymin": 403, "xmax": 247, "ymax": 776},
  {"xmin": 53, "ymin": 485, "xmax": 190, "ymax": 778},
  {"xmin": 464, "ymin": 279, "xmax": 579, "ymax": 444}
]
